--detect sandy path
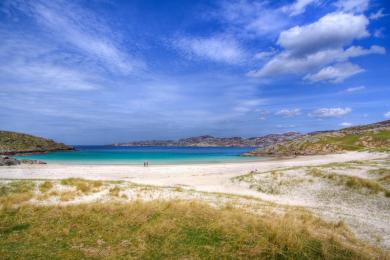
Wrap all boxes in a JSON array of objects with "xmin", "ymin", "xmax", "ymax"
[{"xmin": 0, "ymin": 152, "xmax": 385, "ymax": 198}]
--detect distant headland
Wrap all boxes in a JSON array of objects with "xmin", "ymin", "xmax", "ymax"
[{"xmin": 111, "ymin": 132, "xmax": 301, "ymax": 148}]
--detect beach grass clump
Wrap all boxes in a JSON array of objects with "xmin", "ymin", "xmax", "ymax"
[
  {"xmin": 109, "ymin": 186, "xmax": 121, "ymax": 197},
  {"xmin": 60, "ymin": 178, "xmax": 102, "ymax": 193},
  {"xmin": 39, "ymin": 181, "xmax": 53, "ymax": 193},
  {"xmin": 0, "ymin": 200, "xmax": 385, "ymax": 259},
  {"xmin": 59, "ymin": 191, "xmax": 79, "ymax": 202},
  {"xmin": 0, "ymin": 181, "xmax": 35, "ymax": 205}
]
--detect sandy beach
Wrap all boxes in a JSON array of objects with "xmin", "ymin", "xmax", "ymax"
[{"xmin": 0, "ymin": 151, "xmax": 386, "ymax": 198}]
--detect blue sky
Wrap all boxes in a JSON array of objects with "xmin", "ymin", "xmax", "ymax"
[{"xmin": 0, "ymin": 0, "xmax": 389, "ymax": 144}]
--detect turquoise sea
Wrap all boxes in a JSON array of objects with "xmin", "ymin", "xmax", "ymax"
[{"xmin": 16, "ymin": 146, "xmax": 263, "ymax": 165}]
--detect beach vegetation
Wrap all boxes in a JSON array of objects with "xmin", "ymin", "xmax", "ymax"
[
  {"xmin": 0, "ymin": 200, "xmax": 385, "ymax": 259},
  {"xmin": 109, "ymin": 186, "xmax": 121, "ymax": 197},
  {"xmin": 306, "ymin": 168, "xmax": 389, "ymax": 195},
  {"xmin": 0, "ymin": 180, "xmax": 35, "ymax": 205},
  {"xmin": 60, "ymin": 178, "xmax": 102, "ymax": 193},
  {"xmin": 39, "ymin": 181, "xmax": 53, "ymax": 193}
]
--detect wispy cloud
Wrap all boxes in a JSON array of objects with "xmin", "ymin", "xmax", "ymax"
[
  {"xmin": 282, "ymin": 0, "xmax": 318, "ymax": 16},
  {"xmin": 385, "ymin": 111, "xmax": 390, "ymax": 118},
  {"xmin": 345, "ymin": 85, "xmax": 366, "ymax": 92},
  {"xmin": 174, "ymin": 36, "xmax": 246, "ymax": 64},
  {"xmin": 3, "ymin": 0, "xmax": 143, "ymax": 75},
  {"xmin": 334, "ymin": 0, "xmax": 369, "ymax": 14},
  {"xmin": 275, "ymin": 108, "xmax": 301, "ymax": 117},
  {"xmin": 340, "ymin": 122, "xmax": 353, "ymax": 127},
  {"xmin": 304, "ymin": 62, "xmax": 364, "ymax": 83},
  {"xmin": 309, "ymin": 107, "xmax": 352, "ymax": 118}
]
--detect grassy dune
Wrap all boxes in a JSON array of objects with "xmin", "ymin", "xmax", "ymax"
[
  {"xmin": 0, "ymin": 130, "xmax": 72, "ymax": 154},
  {"xmin": 0, "ymin": 201, "xmax": 385, "ymax": 259}
]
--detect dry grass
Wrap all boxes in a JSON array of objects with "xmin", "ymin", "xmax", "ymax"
[
  {"xmin": 60, "ymin": 178, "xmax": 102, "ymax": 193},
  {"xmin": 0, "ymin": 181, "xmax": 35, "ymax": 206},
  {"xmin": 39, "ymin": 181, "xmax": 53, "ymax": 193},
  {"xmin": 59, "ymin": 191, "xmax": 79, "ymax": 202},
  {"xmin": 0, "ymin": 200, "xmax": 386, "ymax": 259},
  {"xmin": 108, "ymin": 186, "xmax": 121, "ymax": 197}
]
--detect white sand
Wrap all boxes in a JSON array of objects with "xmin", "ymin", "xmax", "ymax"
[{"xmin": 0, "ymin": 151, "xmax": 385, "ymax": 198}]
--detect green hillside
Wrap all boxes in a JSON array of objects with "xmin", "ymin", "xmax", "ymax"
[
  {"xmin": 245, "ymin": 120, "xmax": 390, "ymax": 157},
  {"xmin": 0, "ymin": 131, "xmax": 73, "ymax": 155}
]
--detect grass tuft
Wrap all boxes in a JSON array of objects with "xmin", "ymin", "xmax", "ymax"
[
  {"xmin": 39, "ymin": 181, "xmax": 53, "ymax": 193},
  {"xmin": 109, "ymin": 186, "xmax": 121, "ymax": 197},
  {"xmin": 60, "ymin": 178, "xmax": 102, "ymax": 193}
]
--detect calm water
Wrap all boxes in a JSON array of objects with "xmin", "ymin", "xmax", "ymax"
[{"xmin": 16, "ymin": 146, "xmax": 262, "ymax": 165}]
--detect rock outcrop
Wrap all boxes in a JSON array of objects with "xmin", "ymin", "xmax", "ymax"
[
  {"xmin": 0, "ymin": 156, "xmax": 21, "ymax": 166},
  {"xmin": 0, "ymin": 156, "xmax": 47, "ymax": 166}
]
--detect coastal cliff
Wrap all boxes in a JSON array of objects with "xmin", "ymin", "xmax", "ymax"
[
  {"xmin": 244, "ymin": 120, "xmax": 390, "ymax": 157},
  {"xmin": 0, "ymin": 130, "xmax": 73, "ymax": 155},
  {"xmin": 112, "ymin": 132, "xmax": 301, "ymax": 148}
]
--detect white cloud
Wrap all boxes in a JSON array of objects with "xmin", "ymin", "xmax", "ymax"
[
  {"xmin": 277, "ymin": 12, "xmax": 369, "ymax": 56},
  {"xmin": 250, "ymin": 12, "xmax": 385, "ymax": 82},
  {"xmin": 385, "ymin": 111, "xmax": 390, "ymax": 118},
  {"xmin": 254, "ymin": 49, "xmax": 276, "ymax": 60},
  {"xmin": 304, "ymin": 62, "xmax": 364, "ymax": 83},
  {"xmin": 335, "ymin": 0, "xmax": 369, "ymax": 14},
  {"xmin": 233, "ymin": 99, "xmax": 268, "ymax": 114},
  {"xmin": 275, "ymin": 108, "xmax": 301, "ymax": 117},
  {"xmin": 346, "ymin": 86, "xmax": 366, "ymax": 92},
  {"xmin": 0, "ymin": 62, "xmax": 99, "ymax": 91},
  {"xmin": 309, "ymin": 107, "xmax": 352, "ymax": 118},
  {"xmin": 374, "ymin": 28, "xmax": 385, "ymax": 38},
  {"xmin": 174, "ymin": 36, "xmax": 246, "ymax": 64},
  {"xmin": 370, "ymin": 9, "xmax": 386, "ymax": 20},
  {"xmin": 340, "ymin": 122, "xmax": 353, "ymax": 127},
  {"xmin": 276, "ymin": 124, "xmax": 296, "ymax": 129},
  {"xmin": 216, "ymin": 0, "xmax": 290, "ymax": 38},
  {"xmin": 283, "ymin": 0, "xmax": 318, "ymax": 16}
]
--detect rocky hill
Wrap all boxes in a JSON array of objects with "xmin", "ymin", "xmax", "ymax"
[
  {"xmin": 244, "ymin": 120, "xmax": 390, "ymax": 157},
  {"xmin": 113, "ymin": 132, "xmax": 301, "ymax": 148},
  {"xmin": 0, "ymin": 131, "xmax": 73, "ymax": 155}
]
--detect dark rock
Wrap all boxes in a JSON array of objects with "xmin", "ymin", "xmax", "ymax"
[
  {"xmin": 19, "ymin": 159, "xmax": 47, "ymax": 165},
  {"xmin": 0, "ymin": 156, "xmax": 21, "ymax": 166}
]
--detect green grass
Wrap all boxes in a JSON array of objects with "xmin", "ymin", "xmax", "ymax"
[
  {"xmin": 253, "ymin": 129, "xmax": 390, "ymax": 156},
  {"xmin": 0, "ymin": 130, "xmax": 70, "ymax": 153},
  {"xmin": 0, "ymin": 201, "xmax": 385, "ymax": 259}
]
